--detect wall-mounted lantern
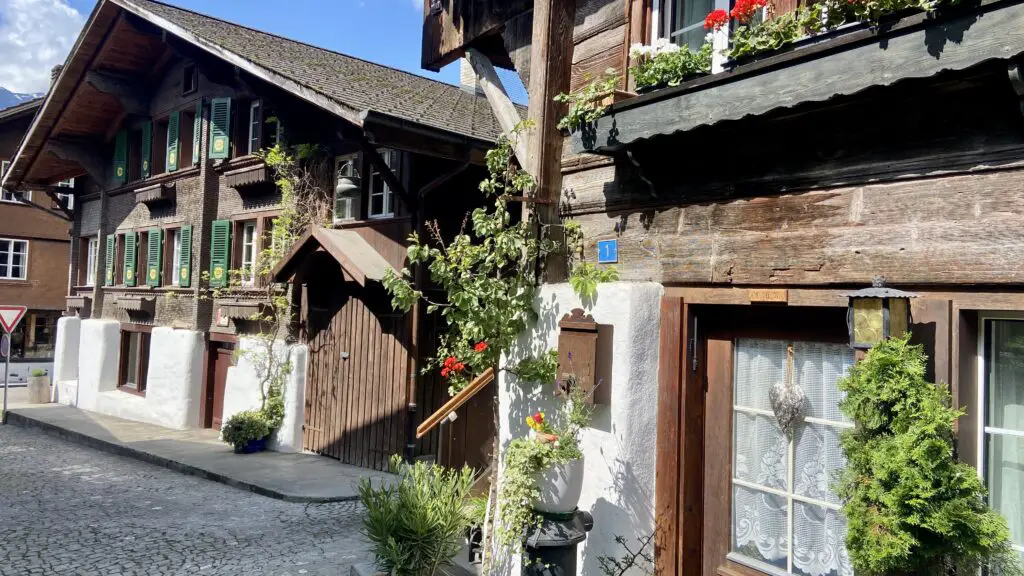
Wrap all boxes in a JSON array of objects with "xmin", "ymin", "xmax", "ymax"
[{"xmin": 845, "ymin": 277, "xmax": 918, "ymax": 349}]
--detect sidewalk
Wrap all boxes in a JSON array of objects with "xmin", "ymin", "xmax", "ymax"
[{"xmin": 3, "ymin": 401, "xmax": 391, "ymax": 503}]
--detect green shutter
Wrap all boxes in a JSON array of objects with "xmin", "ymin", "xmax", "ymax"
[
  {"xmin": 112, "ymin": 130, "xmax": 127, "ymax": 185},
  {"xmin": 209, "ymin": 220, "xmax": 231, "ymax": 288},
  {"xmin": 140, "ymin": 121, "xmax": 152, "ymax": 178},
  {"xmin": 178, "ymin": 225, "xmax": 192, "ymax": 288},
  {"xmin": 123, "ymin": 232, "xmax": 137, "ymax": 287},
  {"xmin": 146, "ymin": 228, "xmax": 163, "ymax": 287},
  {"xmin": 192, "ymin": 100, "xmax": 203, "ymax": 165},
  {"xmin": 104, "ymin": 234, "xmax": 115, "ymax": 286},
  {"xmin": 167, "ymin": 111, "xmax": 180, "ymax": 172},
  {"xmin": 208, "ymin": 98, "xmax": 231, "ymax": 160}
]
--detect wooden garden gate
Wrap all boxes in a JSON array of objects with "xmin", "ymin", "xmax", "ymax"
[{"xmin": 300, "ymin": 254, "xmax": 410, "ymax": 471}]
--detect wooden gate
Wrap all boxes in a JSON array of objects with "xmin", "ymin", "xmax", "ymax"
[{"xmin": 301, "ymin": 255, "xmax": 410, "ymax": 471}]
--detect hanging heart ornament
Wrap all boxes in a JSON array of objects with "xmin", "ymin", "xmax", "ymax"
[{"xmin": 769, "ymin": 345, "xmax": 806, "ymax": 437}]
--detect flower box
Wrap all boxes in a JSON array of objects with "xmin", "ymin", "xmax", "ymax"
[{"xmin": 591, "ymin": 89, "xmax": 636, "ymax": 108}]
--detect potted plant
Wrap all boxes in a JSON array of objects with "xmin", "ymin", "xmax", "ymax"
[
  {"xmin": 554, "ymin": 69, "xmax": 630, "ymax": 134},
  {"xmin": 629, "ymin": 37, "xmax": 713, "ymax": 93},
  {"xmin": 497, "ymin": 376, "xmax": 593, "ymax": 548},
  {"xmin": 221, "ymin": 409, "xmax": 272, "ymax": 454},
  {"xmin": 27, "ymin": 368, "xmax": 51, "ymax": 404}
]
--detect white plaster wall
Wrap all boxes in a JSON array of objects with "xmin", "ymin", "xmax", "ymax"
[
  {"xmin": 52, "ymin": 316, "xmax": 81, "ymax": 404},
  {"xmin": 76, "ymin": 319, "xmax": 121, "ymax": 412},
  {"xmin": 498, "ymin": 282, "xmax": 663, "ymax": 576},
  {"xmin": 87, "ymin": 327, "xmax": 205, "ymax": 430},
  {"xmin": 222, "ymin": 337, "xmax": 305, "ymax": 453}
]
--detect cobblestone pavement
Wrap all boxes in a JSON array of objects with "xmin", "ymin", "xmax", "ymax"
[{"xmin": 0, "ymin": 425, "xmax": 371, "ymax": 576}]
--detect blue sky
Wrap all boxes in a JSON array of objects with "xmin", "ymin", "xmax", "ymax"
[{"xmin": 3, "ymin": 0, "xmax": 527, "ymax": 101}]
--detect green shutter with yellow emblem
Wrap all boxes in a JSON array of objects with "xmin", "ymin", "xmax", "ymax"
[
  {"xmin": 123, "ymin": 232, "xmax": 137, "ymax": 287},
  {"xmin": 104, "ymin": 234, "xmax": 115, "ymax": 286},
  {"xmin": 208, "ymin": 98, "xmax": 231, "ymax": 160},
  {"xmin": 178, "ymin": 225, "xmax": 192, "ymax": 288},
  {"xmin": 167, "ymin": 111, "xmax": 180, "ymax": 172},
  {"xmin": 191, "ymin": 100, "xmax": 203, "ymax": 166},
  {"xmin": 140, "ymin": 120, "xmax": 152, "ymax": 178},
  {"xmin": 146, "ymin": 228, "xmax": 163, "ymax": 287},
  {"xmin": 112, "ymin": 130, "xmax": 127, "ymax": 185},
  {"xmin": 209, "ymin": 220, "xmax": 230, "ymax": 288}
]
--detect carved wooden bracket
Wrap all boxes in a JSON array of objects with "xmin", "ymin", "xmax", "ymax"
[
  {"xmin": 85, "ymin": 70, "xmax": 151, "ymax": 116},
  {"xmin": 47, "ymin": 138, "xmax": 107, "ymax": 184}
]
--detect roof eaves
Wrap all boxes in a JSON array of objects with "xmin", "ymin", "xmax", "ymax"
[
  {"xmin": 111, "ymin": 0, "xmax": 366, "ymax": 129},
  {"xmin": 0, "ymin": 99, "xmax": 43, "ymax": 122}
]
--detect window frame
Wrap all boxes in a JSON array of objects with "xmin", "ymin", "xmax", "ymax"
[
  {"xmin": 248, "ymin": 100, "xmax": 262, "ymax": 155},
  {"xmin": 368, "ymin": 148, "xmax": 401, "ymax": 219},
  {"xmin": 976, "ymin": 313, "xmax": 1024, "ymax": 560},
  {"xmin": 239, "ymin": 220, "xmax": 257, "ymax": 286},
  {"xmin": 182, "ymin": 63, "xmax": 198, "ymax": 95},
  {"xmin": 118, "ymin": 328, "xmax": 151, "ymax": 395},
  {"xmin": 85, "ymin": 237, "xmax": 98, "ymax": 287},
  {"xmin": 0, "ymin": 187, "xmax": 29, "ymax": 203},
  {"xmin": 0, "ymin": 238, "xmax": 29, "ymax": 280},
  {"xmin": 169, "ymin": 228, "xmax": 183, "ymax": 287}
]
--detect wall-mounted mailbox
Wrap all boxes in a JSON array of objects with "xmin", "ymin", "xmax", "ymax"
[{"xmin": 558, "ymin": 308, "xmax": 601, "ymax": 404}]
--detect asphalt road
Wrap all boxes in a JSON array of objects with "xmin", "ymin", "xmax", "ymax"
[{"xmin": 0, "ymin": 425, "xmax": 371, "ymax": 576}]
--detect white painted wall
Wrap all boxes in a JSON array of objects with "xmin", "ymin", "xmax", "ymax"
[
  {"xmin": 497, "ymin": 282, "xmax": 663, "ymax": 575},
  {"xmin": 52, "ymin": 316, "xmax": 81, "ymax": 403},
  {"xmin": 76, "ymin": 319, "xmax": 121, "ymax": 412},
  {"xmin": 222, "ymin": 337, "xmax": 306, "ymax": 453}
]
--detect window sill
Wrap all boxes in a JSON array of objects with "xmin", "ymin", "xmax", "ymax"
[
  {"xmin": 214, "ymin": 155, "xmax": 264, "ymax": 172},
  {"xmin": 108, "ymin": 167, "xmax": 201, "ymax": 196},
  {"xmin": 116, "ymin": 386, "xmax": 146, "ymax": 398},
  {"xmin": 332, "ymin": 215, "xmax": 411, "ymax": 229},
  {"xmin": 0, "ymin": 278, "xmax": 29, "ymax": 284}
]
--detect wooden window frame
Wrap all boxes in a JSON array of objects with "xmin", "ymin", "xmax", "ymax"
[
  {"xmin": 165, "ymin": 227, "xmax": 183, "ymax": 287},
  {"xmin": 84, "ymin": 236, "xmax": 98, "ymax": 286},
  {"xmin": 182, "ymin": 63, "xmax": 198, "ymax": 95},
  {"xmin": 368, "ymin": 148, "xmax": 402, "ymax": 219},
  {"xmin": 229, "ymin": 212, "xmax": 279, "ymax": 287},
  {"xmin": 118, "ymin": 328, "xmax": 151, "ymax": 396}
]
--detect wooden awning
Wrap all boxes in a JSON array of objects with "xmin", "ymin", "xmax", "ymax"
[
  {"xmin": 272, "ymin": 228, "xmax": 395, "ymax": 287},
  {"xmin": 224, "ymin": 163, "xmax": 271, "ymax": 188},
  {"xmin": 135, "ymin": 182, "xmax": 174, "ymax": 204},
  {"xmin": 116, "ymin": 295, "xmax": 155, "ymax": 314}
]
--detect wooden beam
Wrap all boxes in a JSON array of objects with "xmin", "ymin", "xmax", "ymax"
[
  {"xmin": 85, "ymin": 70, "xmax": 150, "ymax": 116},
  {"xmin": 654, "ymin": 296, "xmax": 683, "ymax": 575},
  {"xmin": 575, "ymin": 1, "xmax": 1024, "ymax": 153},
  {"xmin": 465, "ymin": 48, "xmax": 530, "ymax": 173},
  {"xmin": 416, "ymin": 368, "xmax": 495, "ymax": 439},
  {"xmin": 46, "ymin": 138, "xmax": 107, "ymax": 184},
  {"xmin": 362, "ymin": 141, "xmax": 414, "ymax": 210}
]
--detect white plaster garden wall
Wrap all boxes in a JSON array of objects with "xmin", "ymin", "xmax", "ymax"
[
  {"xmin": 77, "ymin": 324, "xmax": 205, "ymax": 430},
  {"xmin": 52, "ymin": 316, "xmax": 81, "ymax": 404},
  {"xmin": 220, "ymin": 337, "xmax": 307, "ymax": 453},
  {"xmin": 498, "ymin": 282, "xmax": 663, "ymax": 575}
]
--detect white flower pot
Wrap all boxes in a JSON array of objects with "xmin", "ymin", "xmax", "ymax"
[{"xmin": 534, "ymin": 457, "xmax": 584, "ymax": 514}]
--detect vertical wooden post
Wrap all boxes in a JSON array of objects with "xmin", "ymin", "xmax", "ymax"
[{"xmin": 525, "ymin": 0, "xmax": 574, "ymax": 279}]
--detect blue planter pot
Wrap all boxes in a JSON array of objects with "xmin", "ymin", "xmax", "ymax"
[{"xmin": 234, "ymin": 436, "xmax": 269, "ymax": 454}]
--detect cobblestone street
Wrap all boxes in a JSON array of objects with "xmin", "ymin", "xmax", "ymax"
[{"xmin": 0, "ymin": 425, "xmax": 371, "ymax": 575}]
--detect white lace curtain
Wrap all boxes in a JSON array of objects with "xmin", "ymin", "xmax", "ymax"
[
  {"xmin": 986, "ymin": 321, "xmax": 1024, "ymax": 561},
  {"xmin": 732, "ymin": 339, "xmax": 855, "ymax": 576}
]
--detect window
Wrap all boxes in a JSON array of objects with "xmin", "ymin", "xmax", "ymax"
[
  {"xmin": 248, "ymin": 100, "xmax": 261, "ymax": 154},
  {"xmin": 659, "ymin": 0, "xmax": 729, "ymax": 51},
  {"xmin": 7, "ymin": 312, "xmax": 59, "ymax": 360},
  {"xmin": 369, "ymin": 148, "xmax": 401, "ymax": 218},
  {"xmin": 0, "ymin": 238, "xmax": 28, "ymax": 280},
  {"xmin": 334, "ymin": 154, "xmax": 361, "ymax": 222},
  {"xmin": 56, "ymin": 192, "xmax": 74, "ymax": 211},
  {"xmin": 182, "ymin": 64, "xmax": 197, "ymax": 95},
  {"xmin": 729, "ymin": 339, "xmax": 855, "ymax": 576},
  {"xmin": 1, "ymin": 160, "xmax": 9, "ymax": 177},
  {"xmin": 85, "ymin": 237, "xmax": 98, "ymax": 286},
  {"xmin": 240, "ymin": 221, "xmax": 257, "ymax": 285},
  {"xmin": 57, "ymin": 177, "xmax": 74, "ymax": 188},
  {"xmin": 169, "ymin": 229, "xmax": 183, "ymax": 286},
  {"xmin": 980, "ymin": 319, "xmax": 1024, "ymax": 566},
  {"xmin": 118, "ymin": 330, "xmax": 150, "ymax": 393},
  {"xmin": 1, "ymin": 188, "xmax": 28, "ymax": 203}
]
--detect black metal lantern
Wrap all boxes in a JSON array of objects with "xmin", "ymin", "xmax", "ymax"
[{"xmin": 845, "ymin": 277, "xmax": 918, "ymax": 349}]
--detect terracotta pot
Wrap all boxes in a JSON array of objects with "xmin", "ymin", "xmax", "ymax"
[{"xmin": 534, "ymin": 457, "xmax": 584, "ymax": 514}]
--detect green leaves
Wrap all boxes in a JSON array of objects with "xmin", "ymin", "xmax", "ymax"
[
  {"xmin": 359, "ymin": 455, "xmax": 475, "ymax": 576},
  {"xmin": 554, "ymin": 69, "xmax": 621, "ymax": 133},
  {"xmin": 836, "ymin": 335, "xmax": 1023, "ymax": 576},
  {"xmin": 570, "ymin": 262, "xmax": 620, "ymax": 301},
  {"xmin": 630, "ymin": 42, "xmax": 713, "ymax": 92}
]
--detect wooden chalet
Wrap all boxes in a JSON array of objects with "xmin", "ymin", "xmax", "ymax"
[
  {"xmin": 424, "ymin": 0, "xmax": 1024, "ymax": 574},
  {"xmin": 1, "ymin": 0, "xmax": 510, "ymax": 473}
]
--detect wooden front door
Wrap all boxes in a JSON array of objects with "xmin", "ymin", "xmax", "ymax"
[
  {"xmin": 302, "ymin": 268, "xmax": 410, "ymax": 471},
  {"xmin": 658, "ymin": 302, "xmax": 854, "ymax": 576},
  {"xmin": 210, "ymin": 345, "xmax": 233, "ymax": 429}
]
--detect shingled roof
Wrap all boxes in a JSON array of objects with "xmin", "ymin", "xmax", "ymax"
[{"xmin": 118, "ymin": 0, "xmax": 511, "ymax": 143}]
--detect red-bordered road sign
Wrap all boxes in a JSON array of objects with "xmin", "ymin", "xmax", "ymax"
[{"xmin": 0, "ymin": 306, "xmax": 27, "ymax": 334}]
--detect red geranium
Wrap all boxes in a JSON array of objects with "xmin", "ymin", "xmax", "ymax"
[
  {"xmin": 704, "ymin": 9, "xmax": 729, "ymax": 30},
  {"xmin": 474, "ymin": 342, "xmax": 488, "ymax": 353},
  {"xmin": 730, "ymin": 0, "xmax": 770, "ymax": 23},
  {"xmin": 441, "ymin": 356, "xmax": 465, "ymax": 378}
]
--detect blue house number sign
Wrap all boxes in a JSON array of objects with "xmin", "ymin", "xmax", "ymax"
[{"xmin": 597, "ymin": 239, "xmax": 618, "ymax": 264}]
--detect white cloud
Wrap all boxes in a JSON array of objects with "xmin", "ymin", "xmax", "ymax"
[{"xmin": 0, "ymin": 0, "xmax": 85, "ymax": 93}]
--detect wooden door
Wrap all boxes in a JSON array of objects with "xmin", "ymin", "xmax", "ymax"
[
  {"xmin": 302, "ymin": 269, "xmax": 410, "ymax": 471},
  {"xmin": 210, "ymin": 345, "xmax": 233, "ymax": 429}
]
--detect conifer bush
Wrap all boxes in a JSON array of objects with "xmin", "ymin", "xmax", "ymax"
[{"xmin": 836, "ymin": 335, "xmax": 1022, "ymax": 576}]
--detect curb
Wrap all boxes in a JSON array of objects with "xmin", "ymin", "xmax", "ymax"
[{"xmin": 4, "ymin": 409, "xmax": 358, "ymax": 504}]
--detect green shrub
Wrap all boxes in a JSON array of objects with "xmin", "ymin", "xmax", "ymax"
[
  {"xmin": 359, "ymin": 455, "xmax": 474, "ymax": 576},
  {"xmin": 220, "ymin": 410, "xmax": 271, "ymax": 450},
  {"xmin": 837, "ymin": 335, "xmax": 1023, "ymax": 576},
  {"xmin": 29, "ymin": 369, "xmax": 47, "ymax": 377}
]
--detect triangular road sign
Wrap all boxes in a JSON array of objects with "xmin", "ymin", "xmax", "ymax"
[{"xmin": 0, "ymin": 306, "xmax": 27, "ymax": 334}]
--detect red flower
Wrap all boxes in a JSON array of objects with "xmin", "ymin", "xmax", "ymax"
[
  {"xmin": 704, "ymin": 9, "xmax": 729, "ymax": 30},
  {"xmin": 454, "ymin": 362, "xmax": 465, "ymax": 372},
  {"xmin": 532, "ymin": 412, "xmax": 544, "ymax": 425},
  {"xmin": 441, "ymin": 367, "xmax": 450, "ymax": 378},
  {"xmin": 474, "ymin": 342, "xmax": 489, "ymax": 353},
  {"xmin": 730, "ymin": 0, "xmax": 769, "ymax": 23}
]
